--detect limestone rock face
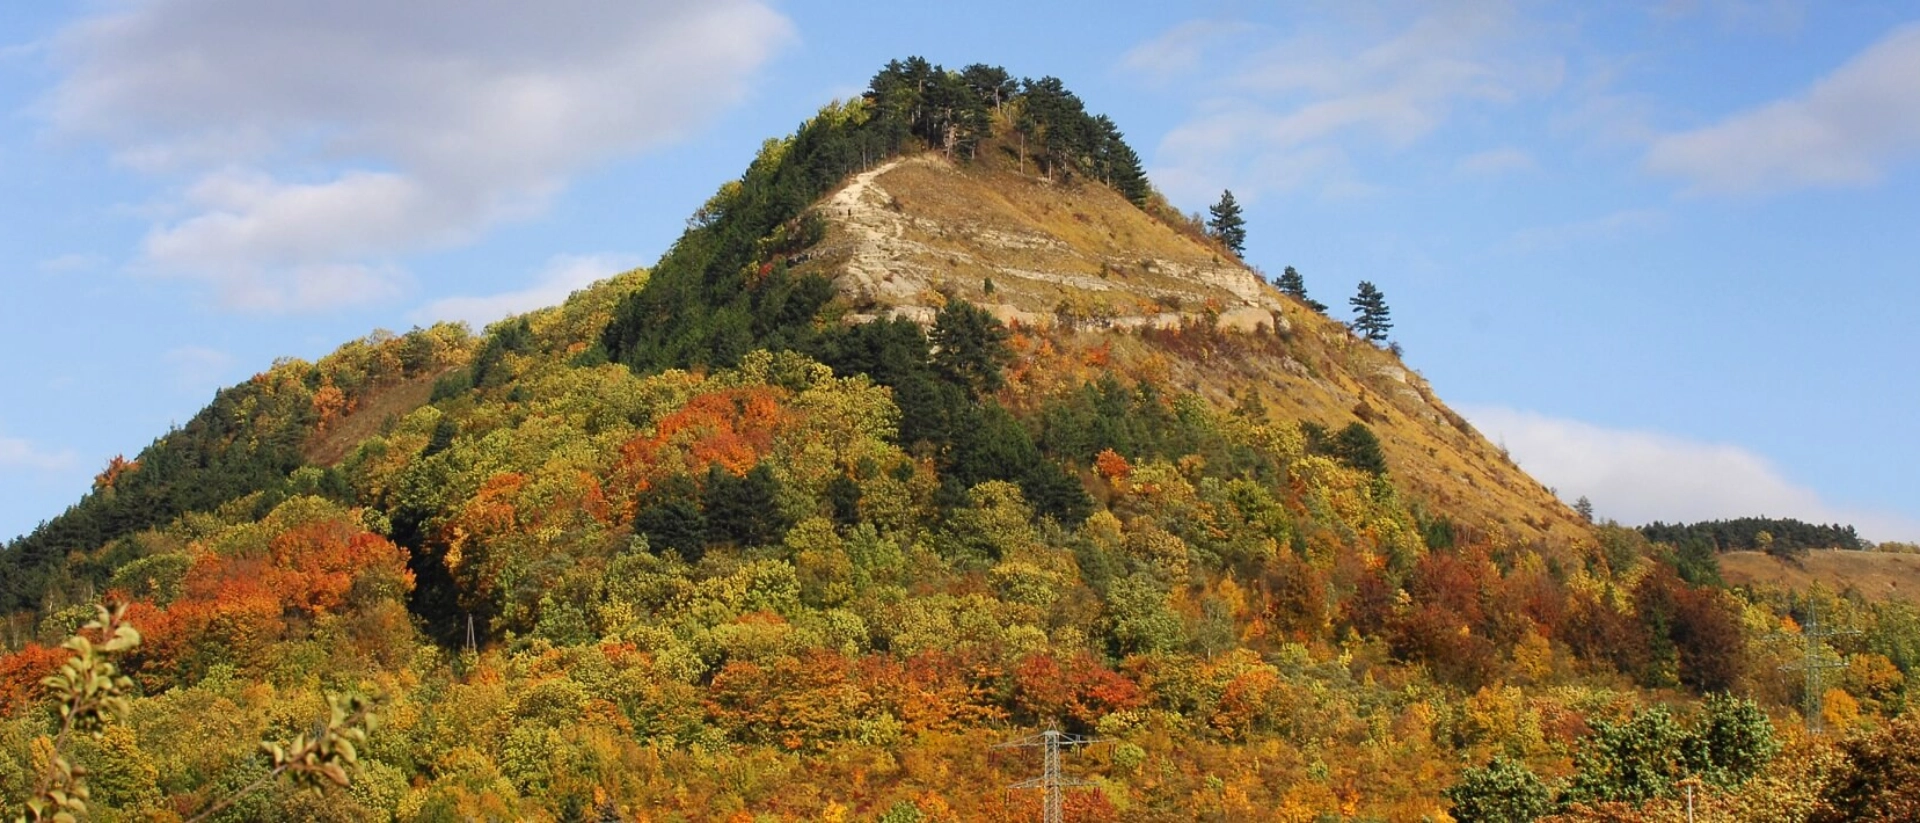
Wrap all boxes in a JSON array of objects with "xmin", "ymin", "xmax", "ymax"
[
  {"xmin": 794, "ymin": 151, "xmax": 1585, "ymax": 549},
  {"xmin": 804, "ymin": 155, "xmax": 1287, "ymax": 335}
]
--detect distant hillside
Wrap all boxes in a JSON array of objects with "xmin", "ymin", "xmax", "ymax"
[
  {"xmin": 1641, "ymin": 516, "xmax": 1864, "ymax": 555},
  {"xmin": 1723, "ymin": 549, "xmax": 1920, "ymax": 602}
]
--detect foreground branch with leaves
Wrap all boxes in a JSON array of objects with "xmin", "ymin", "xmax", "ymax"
[
  {"xmin": 13, "ymin": 604, "xmax": 378, "ymax": 823},
  {"xmin": 185, "ymin": 693, "xmax": 380, "ymax": 823},
  {"xmin": 17, "ymin": 603, "xmax": 138, "ymax": 823}
]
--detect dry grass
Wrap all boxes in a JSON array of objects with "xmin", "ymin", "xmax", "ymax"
[
  {"xmin": 800, "ymin": 151, "xmax": 1283, "ymax": 330},
  {"xmin": 1721, "ymin": 550, "xmax": 1920, "ymax": 602},
  {"xmin": 302, "ymin": 367, "xmax": 457, "ymax": 466},
  {"xmin": 809, "ymin": 149, "xmax": 1593, "ymax": 554}
]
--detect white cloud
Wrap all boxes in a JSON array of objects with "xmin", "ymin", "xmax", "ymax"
[
  {"xmin": 1498, "ymin": 207, "xmax": 1664, "ymax": 254},
  {"xmin": 1455, "ymin": 146, "xmax": 1537, "ymax": 177},
  {"xmin": 1119, "ymin": 20, "xmax": 1257, "ymax": 83},
  {"xmin": 1463, "ymin": 405, "xmax": 1920, "ymax": 543},
  {"xmin": 1139, "ymin": 4, "xmax": 1563, "ymax": 204},
  {"xmin": 1656, "ymin": 0, "xmax": 1807, "ymax": 34},
  {"xmin": 0, "ymin": 432, "xmax": 76, "ymax": 473},
  {"xmin": 163, "ymin": 345, "xmax": 236, "ymax": 392},
  {"xmin": 410, "ymin": 253, "xmax": 643, "ymax": 330},
  {"xmin": 45, "ymin": 0, "xmax": 793, "ymax": 312},
  {"xmin": 37, "ymin": 252, "xmax": 107, "ymax": 274},
  {"xmin": 1644, "ymin": 22, "xmax": 1920, "ymax": 194}
]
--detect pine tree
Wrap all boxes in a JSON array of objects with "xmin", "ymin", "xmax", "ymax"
[
  {"xmin": 1349, "ymin": 280, "xmax": 1392, "ymax": 342},
  {"xmin": 1207, "ymin": 189, "xmax": 1247, "ymax": 255},
  {"xmin": 1276, "ymin": 266, "xmax": 1327, "ymax": 313}
]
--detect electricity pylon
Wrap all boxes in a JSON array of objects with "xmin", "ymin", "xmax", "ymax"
[
  {"xmin": 995, "ymin": 727, "xmax": 1102, "ymax": 823},
  {"xmin": 1778, "ymin": 603, "xmax": 1857, "ymax": 732}
]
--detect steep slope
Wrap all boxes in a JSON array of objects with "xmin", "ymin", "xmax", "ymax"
[{"xmin": 801, "ymin": 150, "xmax": 1589, "ymax": 552}]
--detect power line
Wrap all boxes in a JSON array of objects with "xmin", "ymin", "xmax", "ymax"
[
  {"xmin": 994, "ymin": 727, "xmax": 1103, "ymax": 823},
  {"xmin": 1778, "ymin": 603, "xmax": 1857, "ymax": 733}
]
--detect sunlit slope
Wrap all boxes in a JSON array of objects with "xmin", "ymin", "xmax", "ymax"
[{"xmin": 802, "ymin": 151, "xmax": 1589, "ymax": 551}]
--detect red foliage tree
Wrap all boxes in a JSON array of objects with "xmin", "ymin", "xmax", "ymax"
[
  {"xmin": 0, "ymin": 642, "xmax": 69, "ymax": 718},
  {"xmin": 1011, "ymin": 652, "xmax": 1143, "ymax": 729}
]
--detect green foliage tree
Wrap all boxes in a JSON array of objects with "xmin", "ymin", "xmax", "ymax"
[
  {"xmin": 1092, "ymin": 115, "xmax": 1151, "ymax": 206},
  {"xmin": 1445, "ymin": 756, "xmax": 1553, "ymax": 823},
  {"xmin": 1275, "ymin": 266, "xmax": 1326, "ymax": 313},
  {"xmin": 1683, "ymin": 693, "xmax": 1779, "ymax": 789},
  {"xmin": 1105, "ymin": 573, "xmax": 1186, "ymax": 655},
  {"xmin": 1563, "ymin": 705, "xmax": 1693, "ymax": 806},
  {"xmin": 702, "ymin": 463, "xmax": 791, "ymax": 548},
  {"xmin": 1349, "ymin": 281, "xmax": 1392, "ymax": 342},
  {"xmin": 1639, "ymin": 517, "xmax": 1862, "ymax": 553},
  {"xmin": 929, "ymin": 300, "xmax": 1013, "ymax": 396},
  {"xmin": 1332, "ymin": 422, "xmax": 1388, "ymax": 475},
  {"xmin": 1206, "ymin": 190, "xmax": 1247, "ymax": 255}
]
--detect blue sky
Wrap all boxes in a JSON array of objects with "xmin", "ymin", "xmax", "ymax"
[{"xmin": 3, "ymin": 0, "xmax": 1918, "ymax": 542}]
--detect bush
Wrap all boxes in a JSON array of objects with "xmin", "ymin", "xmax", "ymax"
[{"xmin": 1446, "ymin": 756, "xmax": 1553, "ymax": 823}]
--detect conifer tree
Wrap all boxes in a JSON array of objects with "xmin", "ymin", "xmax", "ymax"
[
  {"xmin": 1349, "ymin": 280, "xmax": 1392, "ymax": 342},
  {"xmin": 1276, "ymin": 266, "xmax": 1327, "ymax": 313},
  {"xmin": 1207, "ymin": 189, "xmax": 1247, "ymax": 254}
]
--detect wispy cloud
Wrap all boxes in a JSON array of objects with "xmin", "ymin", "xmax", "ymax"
[
  {"xmin": 1655, "ymin": 0, "xmax": 1807, "ymax": 35},
  {"xmin": 163, "ymin": 345, "xmax": 236, "ymax": 393},
  {"xmin": 1644, "ymin": 22, "xmax": 1920, "ymax": 194},
  {"xmin": 1455, "ymin": 146, "xmax": 1537, "ymax": 177},
  {"xmin": 37, "ymin": 252, "xmax": 107, "ymax": 274},
  {"xmin": 1464, "ymin": 405, "xmax": 1920, "ymax": 543},
  {"xmin": 44, "ymin": 0, "xmax": 793, "ymax": 312},
  {"xmin": 1498, "ymin": 207, "xmax": 1664, "ymax": 255},
  {"xmin": 0, "ymin": 431, "xmax": 76, "ymax": 473},
  {"xmin": 410, "ymin": 253, "xmax": 643, "ymax": 330},
  {"xmin": 1119, "ymin": 19, "xmax": 1258, "ymax": 84},
  {"xmin": 1134, "ymin": 4, "xmax": 1563, "ymax": 204}
]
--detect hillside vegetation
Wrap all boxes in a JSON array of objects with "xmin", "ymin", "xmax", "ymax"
[
  {"xmin": 1723, "ymin": 551, "xmax": 1920, "ymax": 604},
  {"xmin": 2, "ymin": 58, "xmax": 1917, "ymax": 823}
]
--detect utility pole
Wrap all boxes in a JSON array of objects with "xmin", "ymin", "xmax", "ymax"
[
  {"xmin": 994, "ymin": 727, "xmax": 1102, "ymax": 823},
  {"xmin": 1778, "ymin": 603, "xmax": 1857, "ymax": 732}
]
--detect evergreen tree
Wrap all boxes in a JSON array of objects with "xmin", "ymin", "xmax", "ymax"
[
  {"xmin": 1207, "ymin": 189, "xmax": 1247, "ymax": 255},
  {"xmin": 1275, "ymin": 266, "xmax": 1327, "ymax": 313},
  {"xmin": 1332, "ymin": 422, "xmax": 1388, "ymax": 475},
  {"xmin": 1093, "ymin": 115, "xmax": 1150, "ymax": 206},
  {"xmin": 1574, "ymin": 496, "xmax": 1594, "ymax": 523},
  {"xmin": 929, "ymin": 300, "xmax": 1013, "ymax": 396},
  {"xmin": 1445, "ymin": 756, "xmax": 1553, "ymax": 823},
  {"xmin": 1349, "ymin": 280, "xmax": 1392, "ymax": 342}
]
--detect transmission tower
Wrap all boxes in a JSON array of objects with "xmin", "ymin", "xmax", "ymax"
[
  {"xmin": 1778, "ymin": 603, "xmax": 1857, "ymax": 732},
  {"xmin": 994, "ymin": 727, "xmax": 1103, "ymax": 823}
]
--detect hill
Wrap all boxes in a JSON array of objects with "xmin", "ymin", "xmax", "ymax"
[
  {"xmin": 2, "ymin": 57, "xmax": 1915, "ymax": 822},
  {"xmin": 1723, "ymin": 550, "xmax": 1920, "ymax": 603},
  {"xmin": 799, "ymin": 148, "xmax": 1588, "ymax": 553}
]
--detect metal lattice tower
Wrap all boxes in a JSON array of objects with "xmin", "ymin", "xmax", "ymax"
[
  {"xmin": 1778, "ymin": 604, "xmax": 1857, "ymax": 732},
  {"xmin": 995, "ymin": 727, "xmax": 1102, "ymax": 823}
]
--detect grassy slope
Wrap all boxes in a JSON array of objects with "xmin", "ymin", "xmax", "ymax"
[
  {"xmin": 804, "ymin": 148, "xmax": 1592, "ymax": 552},
  {"xmin": 1723, "ymin": 550, "xmax": 1920, "ymax": 603}
]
